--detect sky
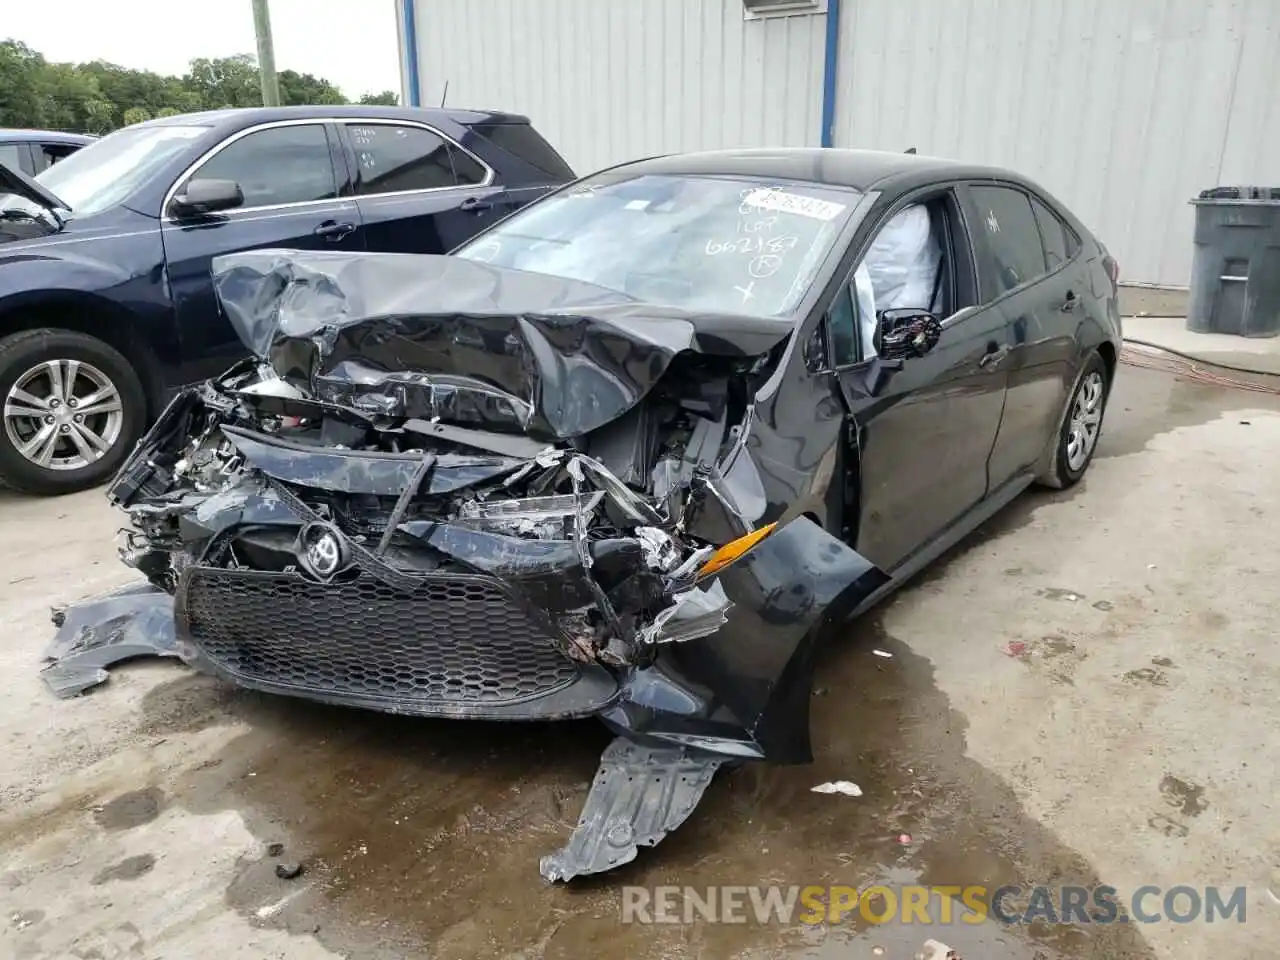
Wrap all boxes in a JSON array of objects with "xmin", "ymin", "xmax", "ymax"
[{"xmin": 4, "ymin": 0, "xmax": 401, "ymax": 99}]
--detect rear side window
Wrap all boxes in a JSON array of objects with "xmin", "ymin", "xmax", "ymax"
[
  {"xmin": 346, "ymin": 123, "xmax": 486, "ymax": 194},
  {"xmin": 471, "ymin": 122, "xmax": 575, "ymax": 179},
  {"xmin": 0, "ymin": 143, "xmax": 25, "ymax": 175},
  {"xmin": 1030, "ymin": 196, "xmax": 1079, "ymax": 269},
  {"xmin": 191, "ymin": 124, "xmax": 337, "ymax": 208},
  {"xmin": 37, "ymin": 143, "xmax": 81, "ymax": 171},
  {"xmin": 449, "ymin": 147, "xmax": 487, "ymax": 186},
  {"xmin": 969, "ymin": 185, "xmax": 1047, "ymax": 296}
]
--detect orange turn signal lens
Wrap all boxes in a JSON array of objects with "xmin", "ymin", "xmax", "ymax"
[{"xmin": 696, "ymin": 522, "xmax": 777, "ymax": 579}]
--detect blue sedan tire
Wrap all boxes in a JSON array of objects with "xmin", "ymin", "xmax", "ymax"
[{"xmin": 0, "ymin": 328, "xmax": 147, "ymax": 496}]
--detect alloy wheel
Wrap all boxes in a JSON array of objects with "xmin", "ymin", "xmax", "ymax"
[
  {"xmin": 3, "ymin": 359, "xmax": 124, "ymax": 471},
  {"xmin": 1064, "ymin": 370, "xmax": 1104, "ymax": 472}
]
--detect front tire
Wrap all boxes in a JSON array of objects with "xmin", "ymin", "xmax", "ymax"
[
  {"xmin": 0, "ymin": 329, "xmax": 147, "ymax": 496},
  {"xmin": 1035, "ymin": 350, "xmax": 1109, "ymax": 490}
]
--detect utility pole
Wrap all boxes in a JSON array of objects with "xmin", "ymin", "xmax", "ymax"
[{"xmin": 251, "ymin": 0, "xmax": 281, "ymax": 106}]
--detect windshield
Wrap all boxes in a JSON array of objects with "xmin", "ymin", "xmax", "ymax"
[
  {"xmin": 33, "ymin": 124, "xmax": 209, "ymax": 216},
  {"xmin": 454, "ymin": 173, "xmax": 860, "ymax": 319}
]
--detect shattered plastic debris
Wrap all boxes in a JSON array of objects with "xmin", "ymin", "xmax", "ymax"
[
  {"xmin": 810, "ymin": 781, "xmax": 863, "ymax": 797},
  {"xmin": 638, "ymin": 580, "xmax": 733, "ymax": 645},
  {"xmin": 41, "ymin": 583, "xmax": 180, "ymax": 698},
  {"xmin": 916, "ymin": 940, "xmax": 961, "ymax": 960},
  {"xmin": 897, "ymin": 833, "xmax": 913, "ymax": 844},
  {"xmin": 539, "ymin": 738, "xmax": 724, "ymax": 882},
  {"xmin": 1002, "ymin": 641, "xmax": 1028, "ymax": 658}
]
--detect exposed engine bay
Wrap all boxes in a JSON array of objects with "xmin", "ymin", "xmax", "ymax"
[
  {"xmin": 44, "ymin": 250, "xmax": 891, "ymax": 880},
  {"xmin": 113, "ymin": 346, "xmax": 770, "ymax": 661}
]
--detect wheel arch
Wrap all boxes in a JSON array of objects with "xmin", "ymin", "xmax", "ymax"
[
  {"xmin": 0, "ymin": 292, "xmax": 166, "ymax": 418},
  {"xmin": 1096, "ymin": 339, "xmax": 1117, "ymax": 390}
]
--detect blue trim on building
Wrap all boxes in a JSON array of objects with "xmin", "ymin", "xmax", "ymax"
[
  {"xmin": 402, "ymin": 0, "xmax": 421, "ymax": 107},
  {"xmin": 820, "ymin": 0, "xmax": 841, "ymax": 148}
]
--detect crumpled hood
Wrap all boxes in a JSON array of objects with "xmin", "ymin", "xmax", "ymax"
[{"xmin": 210, "ymin": 249, "xmax": 794, "ymax": 439}]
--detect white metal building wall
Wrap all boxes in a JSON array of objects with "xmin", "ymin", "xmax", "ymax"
[
  {"xmin": 407, "ymin": 0, "xmax": 1280, "ymax": 287},
  {"xmin": 833, "ymin": 0, "xmax": 1280, "ymax": 287},
  {"xmin": 412, "ymin": 0, "xmax": 825, "ymax": 175}
]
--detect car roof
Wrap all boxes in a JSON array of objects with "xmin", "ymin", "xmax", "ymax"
[
  {"xmin": 614, "ymin": 147, "xmax": 1028, "ymax": 193},
  {"xmin": 0, "ymin": 129, "xmax": 96, "ymax": 144},
  {"xmin": 136, "ymin": 104, "xmax": 530, "ymax": 132}
]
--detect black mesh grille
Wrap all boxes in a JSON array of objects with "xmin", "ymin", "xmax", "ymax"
[{"xmin": 179, "ymin": 567, "xmax": 578, "ymax": 706}]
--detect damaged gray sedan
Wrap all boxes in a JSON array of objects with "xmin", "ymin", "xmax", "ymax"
[{"xmin": 56, "ymin": 149, "xmax": 1121, "ymax": 881}]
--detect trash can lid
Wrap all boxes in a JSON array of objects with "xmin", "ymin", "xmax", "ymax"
[{"xmin": 1194, "ymin": 186, "xmax": 1280, "ymax": 202}]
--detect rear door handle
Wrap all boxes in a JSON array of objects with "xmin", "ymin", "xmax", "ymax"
[
  {"xmin": 314, "ymin": 220, "xmax": 355, "ymax": 241},
  {"xmin": 459, "ymin": 196, "xmax": 493, "ymax": 213},
  {"xmin": 979, "ymin": 344, "xmax": 1010, "ymax": 369}
]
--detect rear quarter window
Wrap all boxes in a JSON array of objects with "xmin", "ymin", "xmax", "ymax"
[
  {"xmin": 969, "ymin": 185, "xmax": 1048, "ymax": 296},
  {"xmin": 1030, "ymin": 196, "xmax": 1080, "ymax": 269},
  {"xmin": 471, "ymin": 122, "xmax": 575, "ymax": 180}
]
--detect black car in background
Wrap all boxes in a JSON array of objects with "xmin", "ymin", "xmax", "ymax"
[
  {"xmin": 0, "ymin": 106, "xmax": 574, "ymax": 494},
  {"xmin": 0, "ymin": 129, "xmax": 96, "ymax": 176},
  {"xmin": 89, "ymin": 148, "xmax": 1122, "ymax": 880}
]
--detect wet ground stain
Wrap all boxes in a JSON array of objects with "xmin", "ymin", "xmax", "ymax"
[
  {"xmin": 46, "ymin": 361, "xmax": 1269, "ymax": 958},
  {"xmin": 138, "ymin": 609, "xmax": 1157, "ymax": 960},
  {"xmin": 90, "ymin": 854, "xmax": 156, "ymax": 886},
  {"xmin": 92, "ymin": 787, "xmax": 164, "ymax": 832},
  {"xmin": 1158, "ymin": 776, "xmax": 1209, "ymax": 817},
  {"xmin": 1095, "ymin": 365, "xmax": 1280, "ymax": 461}
]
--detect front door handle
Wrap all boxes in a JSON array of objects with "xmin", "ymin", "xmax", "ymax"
[
  {"xmin": 459, "ymin": 196, "xmax": 493, "ymax": 213},
  {"xmin": 979, "ymin": 344, "xmax": 1010, "ymax": 369},
  {"xmin": 314, "ymin": 220, "xmax": 355, "ymax": 241}
]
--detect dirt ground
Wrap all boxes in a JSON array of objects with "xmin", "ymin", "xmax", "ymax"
[{"xmin": 2, "ymin": 364, "xmax": 1278, "ymax": 960}]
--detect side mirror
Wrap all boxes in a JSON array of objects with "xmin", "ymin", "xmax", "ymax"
[
  {"xmin": 877, "ymin": 308, "xmax": 942, "ymax": 361},
  {"xmin": 170, "ymin": 178, "xmax": 244, "ymax": 217}
]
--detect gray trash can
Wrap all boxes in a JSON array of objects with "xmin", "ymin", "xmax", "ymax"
[{"xmin": 1187, "ymin": 187, "xmax": 1280, "ymax": 338}]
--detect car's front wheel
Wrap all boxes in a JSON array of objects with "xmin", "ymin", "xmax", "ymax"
[
  {"xmin": 0, "ymin": 328, "xmax": 147, "ymax": 496},
  {"xmin": 1036, "ymin": 349, "xmax": 1110, "ymax": 490}
]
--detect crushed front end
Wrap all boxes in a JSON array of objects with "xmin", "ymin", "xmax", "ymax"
[{"xmin": 95, "ymin": 250, "xmax": 890, "ymax": 879}]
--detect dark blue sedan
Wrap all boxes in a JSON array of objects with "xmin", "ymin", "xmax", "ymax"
[{"xmin": 0, "ymin": 105, "xmax": 574, "ymax": 494}]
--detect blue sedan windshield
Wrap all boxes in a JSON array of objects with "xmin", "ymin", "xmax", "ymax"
[
  {"xmin": 454, "ymin": 173, "xmax": 860, "ymax": 319},
  {"xmin": 36, "ymin": 124, "xmax": 209, "ymax": 216}
]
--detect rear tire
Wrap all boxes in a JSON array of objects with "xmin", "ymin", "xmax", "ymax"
[
  {"xmin": 1035, "ymin": 350, "xmax": 1109, "ymax": 490},
  {"xmin": 0, "ymin": 328, "xmax": 147, "ymax": 496}
]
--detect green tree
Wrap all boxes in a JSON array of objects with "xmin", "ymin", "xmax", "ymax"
[
  {"xmin": 0, "ymin": 40, "xmax": 50, "ymax": 128},
  {"xmin": 183, "ymin": 54, "xmax": 262, "ymax": 109},
  {"xmin": 279, "ymin": 69, "xmax": 346, "ymax": 105},
  {"xmin": 0, "ymin": 42, "xmax": 391, "ymax": 133},
  {"xmin": 359, "ymin": 90, "xmax": 399, "ymax": 106}
]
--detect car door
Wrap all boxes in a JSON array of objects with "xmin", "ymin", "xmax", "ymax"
[
  {"xmin": 830, "ymin": 189, "xmax": 1011, "ymax": 573},
  {"xmin": 336, "ymin": 119, "xmax": 516, "ymax": 254},
  {"xmin": 965, "ymin": 183, "xmax": 1079, "ymax": 487},
  {"xmin": 160, "ymin": 121, "xmax": 366, "ymax": 382}
]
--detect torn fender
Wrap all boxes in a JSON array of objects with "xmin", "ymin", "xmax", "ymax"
[
  {"xmin": 41, "ymin": 583, "xmax": 179, "ymax": 698},
  {"xmin": 607, "ymin": 516, "xmax": 889, "ymax": 763}
]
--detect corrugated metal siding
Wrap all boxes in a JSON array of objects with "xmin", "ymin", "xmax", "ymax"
[
  {"xmin": 413, "ymin": 0, "xmax": 826, "ymax": 175},
  {"xmin": 833, "ymin": 0, "xmax": 1280, "ymax": 286}
]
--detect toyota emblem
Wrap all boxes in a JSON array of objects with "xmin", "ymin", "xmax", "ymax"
[{"xmin": 298, "ymin": 523, "xmax": 348, "ymax": 580}]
